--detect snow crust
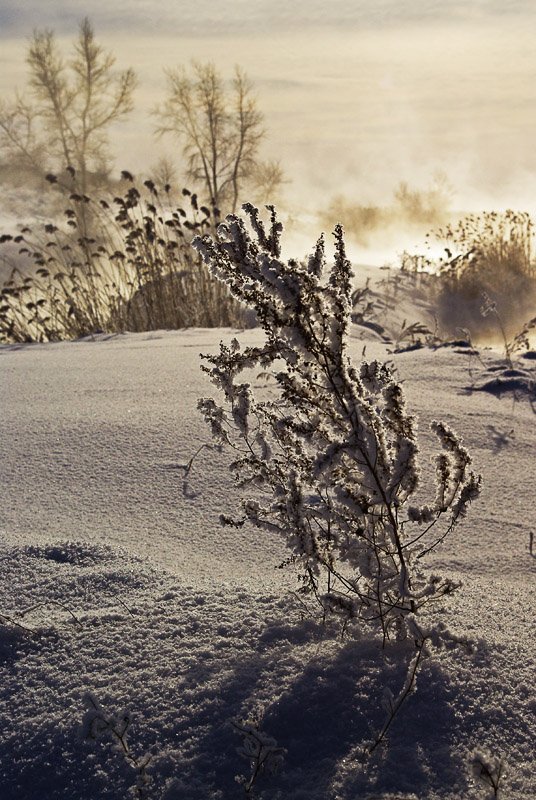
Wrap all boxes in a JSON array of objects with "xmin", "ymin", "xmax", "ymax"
[{"xmin": 1, "ymin": 327, "xmax": 534, "ymax": 799}]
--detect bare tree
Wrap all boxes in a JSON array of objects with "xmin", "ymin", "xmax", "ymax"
[
  {"xmin": 0, "ymin": 18, "xmax": 136, "ymax": 197},
  {"xmin": 155, "ymin": 62, "xmax": 283, "ymax": 215},
  {"xmin": 146, "ymin": 154, "xmax": 179, "ymax": 191}
]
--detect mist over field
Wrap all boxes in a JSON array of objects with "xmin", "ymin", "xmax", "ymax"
[{"xmin": 2, "ymin": 0, "xmax": 536, "ymax": 251}]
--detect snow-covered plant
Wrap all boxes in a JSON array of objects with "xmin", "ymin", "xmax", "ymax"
[
  {"xmin": 470, "ymin": 750, "xmax": 505, "ymax": 799},
  {"xmin": 194, "ymin": 205, "xmax": 481, "ymax": 645},
  {"xmin": 81, "ymin": 693, "xmax": 152, "ymax": 799},
  {"xmin": 232, "ymin": 719, "xmax": 286, "ymax": 794}
]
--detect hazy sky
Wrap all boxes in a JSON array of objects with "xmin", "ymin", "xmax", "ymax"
[{"xmin": 1, "ymin": 1, "xmax": 536, "ymax": 217}]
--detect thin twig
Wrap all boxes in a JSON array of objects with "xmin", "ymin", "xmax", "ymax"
[
  {"xmin": 20, "ymin": 600, "xmax": 83, "ymax": 627},
  {"xmin": 364, "ymin": 636, "xmax": 428, "ymax": 758}
]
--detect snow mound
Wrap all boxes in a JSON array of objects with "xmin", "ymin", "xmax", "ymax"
[
  {"xmin": 23, "ymin": 541, "xmax": 117, "ymax": 566},
  {"xmin": 0, "ymin": 329, "xmax": 535, "ymax": 799},
  {"xmin": 465, "ymin": 361, "xmax": 536, "ymax": 402}
]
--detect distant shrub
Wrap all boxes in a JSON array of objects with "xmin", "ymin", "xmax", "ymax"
[
  {"xmin": 0, "ymin": 174, "xmax": 245, "ymax": 343},
  {"xmin": 429, "ymin": 210, "xmax": 536, "ymax": 341},
  {"xmin": 321, "ymin": 176, "xmax": 452, "ymax": 247}
]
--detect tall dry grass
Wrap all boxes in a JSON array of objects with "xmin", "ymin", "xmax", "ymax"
[
  {"xmin": 0, "ymin": 173, "xmax": 245, "ymax": 343},
  {"xmin": 419, "ymin": 210, "xmax": 536, "ymax": 341}
]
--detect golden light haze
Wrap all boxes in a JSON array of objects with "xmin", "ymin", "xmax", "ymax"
[{"xmin": 1, "ymin": 6, "xmax": 536, "ymax": 245}]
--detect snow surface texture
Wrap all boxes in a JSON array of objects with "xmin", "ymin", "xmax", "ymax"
[{"xmin": 1, "ymin": 327, "xmax": 535, "ymax": 800}]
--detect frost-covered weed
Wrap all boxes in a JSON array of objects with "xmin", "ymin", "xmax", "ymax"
[
  {"xmin": 470, "ymin": 750, "xmax": 505, "ymax": 799},
  {"xmin": 195, "ymin": 205, "xmax": 480, "ymax": 647},
  {"xmin": 194, "ymin": 206, "xmax": 482, "ymax": 768},
  {"xmin": 81, "ymin": 693, "xmax": 152, "ymax": 799},
  {"xmin": 232, "ymin": 719, "xmax": 286, "ymax": 795}
]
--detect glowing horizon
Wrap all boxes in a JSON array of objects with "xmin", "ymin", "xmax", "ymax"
[{"xmin": 1, "ymin": 1, "xmax": 536, "ymax": 249}]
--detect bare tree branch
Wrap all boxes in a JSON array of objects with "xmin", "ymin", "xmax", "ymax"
[{"xmin": 155, "ymin": 62, "xmax": 283, "ymax": 214}]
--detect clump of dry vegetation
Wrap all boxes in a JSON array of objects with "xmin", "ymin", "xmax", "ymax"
[
  {"xmin": 0, "ymin": 173, "xmax": 245, "ymax": 343},
  {"xmin": 427, "ymin": 210, "xmax": 536, "ymax": 342}
]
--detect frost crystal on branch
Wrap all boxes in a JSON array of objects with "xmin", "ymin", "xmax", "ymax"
[
  {"xmin": 194, "ymin": 205, "xmax": 481, "ymax": 642},
  {"xmin": 232, "ymin": 719, "xmax": 286, "ymax": 794}
]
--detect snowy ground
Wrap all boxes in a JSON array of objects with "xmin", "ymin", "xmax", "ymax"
[{"xmin": 1, "ymin": 325, "xmax": 535, "ymax": 799}]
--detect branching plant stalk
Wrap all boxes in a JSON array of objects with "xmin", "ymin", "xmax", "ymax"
[
  {"xmin": 365, "ymin": 633, "xmax": 428, "ymax": 758},
  {"xmin": 194, "ymin": 204, "xmax": 481, "ymax": 751}
]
